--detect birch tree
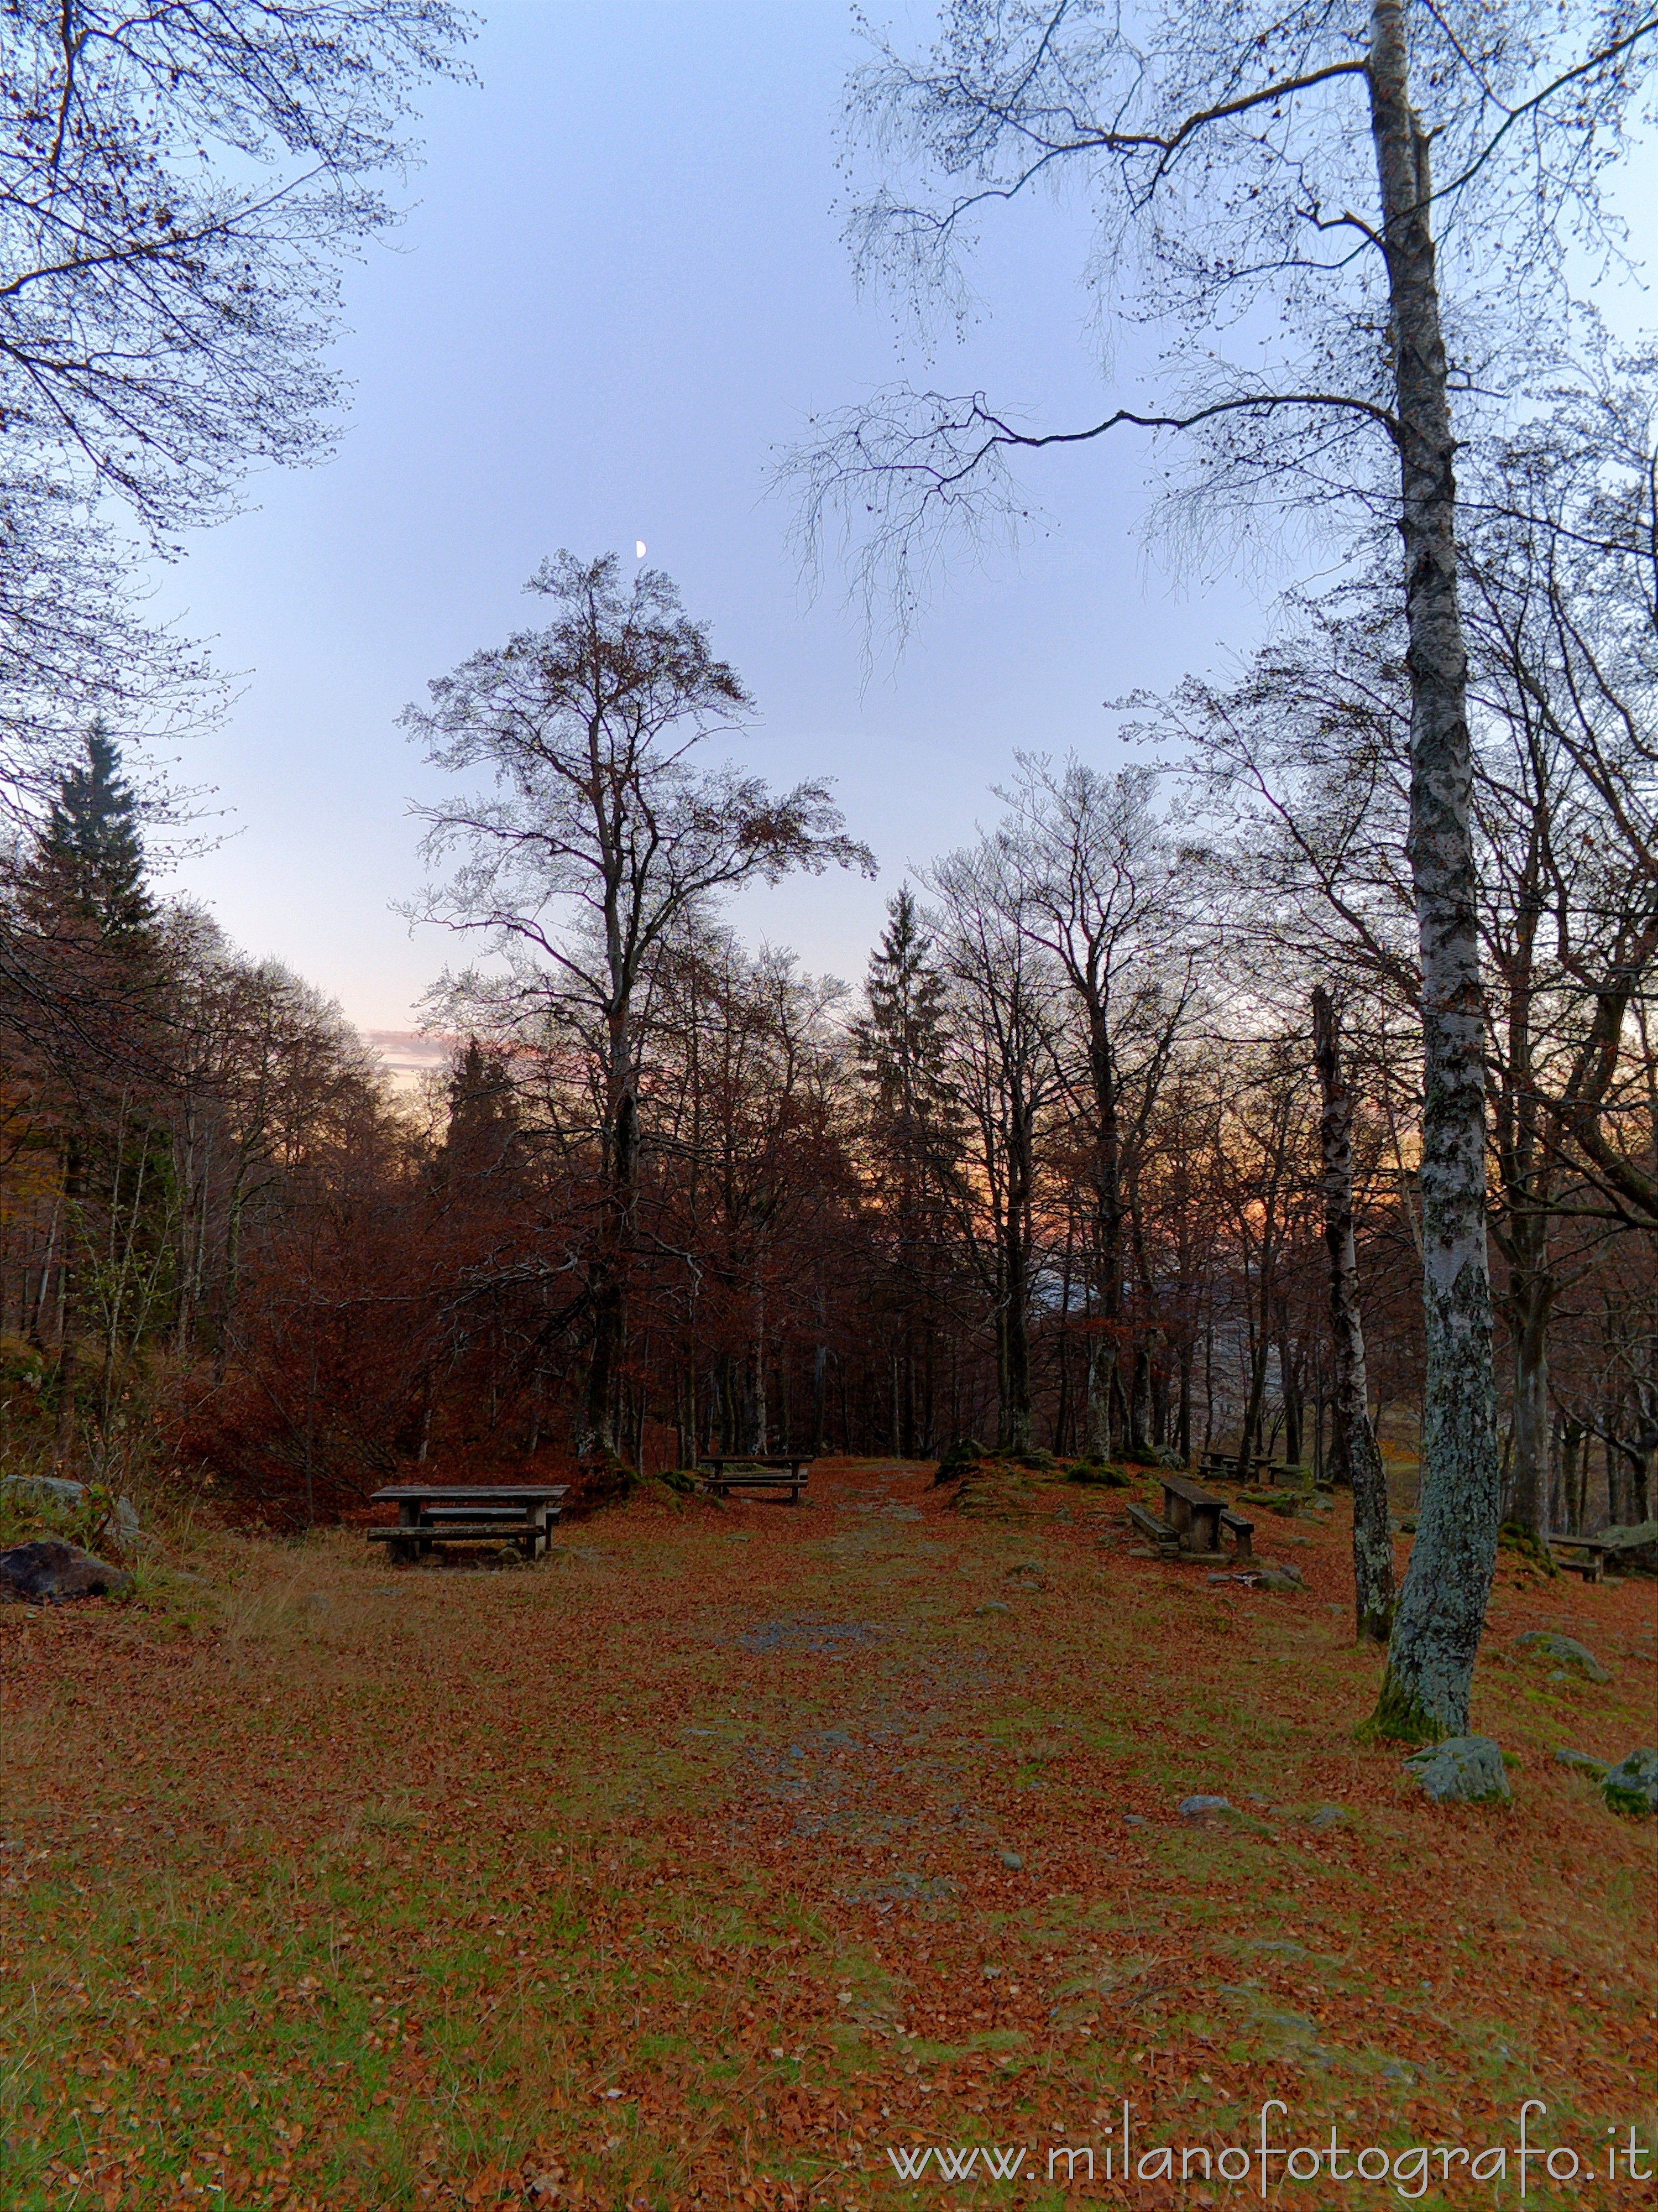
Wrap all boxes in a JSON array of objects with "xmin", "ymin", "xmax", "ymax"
[
  {"xmin": 791, "ymin": 0, "xmax": 1657, "ymax": 1739},
  {"xmin": 1314, "ymin": 985, "xmax": 1395, "ymax": 1640}
]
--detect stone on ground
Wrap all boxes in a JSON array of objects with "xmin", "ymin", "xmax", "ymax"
[
  {"xmin": 1516, "ymin": 1629, "xmax": 1609, "ymax": 1681},
  {"xmin": 1553, "ymin": 1748, "xmax": 1608, "ymax": 1777},
  {"xmin": 0, "ymin": 1538, "xmax": 134, "ymax": 1605},
  {"xmin": 1403, "ymin": 1736, "xmax": 1511, "ymax": 1805},
  {"xmin": 1600, "ymin": 1749, "xmax": 1658, "ymax": 1817},
  {"xmin": 1, "ymin": 1474, "xmax": 140, "ymax": 1545},
  {"xmin": 1179, "ymin": 1794, "xmax": 1236, "ymax": 1821}
]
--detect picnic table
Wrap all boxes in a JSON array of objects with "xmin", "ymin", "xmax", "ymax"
[
  {"xmin": 1547, "ymin": 1532, "xmax": 1617, "ymax": 1584},
  {"xmin": 1201, "ymin": 1452, "xmax": 1302, "ymax": 1485},
  {"xmin": 1124, "ymin": 1472, "xmax": 1253, "ymax": 1563},
  {"xmin": 367, "ymin": 1484, "xmax": 568, "ymax": 1563},
  {"xmin": 697, "ymin": 1456, "xmax": 813, "ymax": 1503}
]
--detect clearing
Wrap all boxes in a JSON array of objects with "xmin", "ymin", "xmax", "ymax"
[{"xmin": 3, "ymin": 1458, "xmax": 1654, "ymax": 2210}]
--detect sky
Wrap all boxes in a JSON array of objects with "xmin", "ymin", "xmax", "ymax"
[{"xmin": 143, "ymin": 0, "xmax": 1656, "ymax": 1039}]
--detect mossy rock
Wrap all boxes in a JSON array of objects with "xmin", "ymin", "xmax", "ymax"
[
  {"xmin": 1238, "ymin": 1486, "xmax": 1307, "ymax": 1518},
  {"xmin": 1065, "ymin": 1459, "xmax": 1131, "ymax": 1488},
  {"xmin": 1601, "ymin": 1749, "xmax": 1658, "ymax": 1817},
  {"xmin": 1403, "ymin": 1735, "xmax": 1512, "ymax": 1805},
  {"xmin": 1515, "ymin": 1629, "xmax": 1608, "ymax": 1681}
]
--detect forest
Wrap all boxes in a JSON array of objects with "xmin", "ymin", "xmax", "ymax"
[{"xmin": 4, "ymin": 489, "xmax": 1651, "ymax": 1546}]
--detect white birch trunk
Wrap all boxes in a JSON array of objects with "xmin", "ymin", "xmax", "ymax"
[
  {"xmin": 1313, "ymin": 987, "xmax": 1394, "ymax": 1643},
  {"xmin": 1365, "ymin": 0, "xmax": 1500, "ymax": 1741}
]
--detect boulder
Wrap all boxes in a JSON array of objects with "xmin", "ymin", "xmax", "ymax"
[
  {"xmin": 0, "ymin": 1538, "xmax": 134, "ymax": 1605},
  {"xmin": 1515, "ymin": 1630, "xmax": 1610, "ymax": 1682},
  {"xmin": 1553, "ymin": 1748, "xmax": 1607, "ymax": 1778},
  {"xmin": 1, "ymin": 1474, "xmax": 140, "ymax": 1546},
  {"xmin": 1600, "ymin": 1749, "xmax": 1658, "ymax": 1818},
  {"xmin": 1403, "ymin": 1735, "xmax": 1511, "ymax": 1805},
  {"xmin": 1306, "ymin": 1804, "xmax": 1348, "ymax": 1831},
  {"xmin": 1599, "ymin": 1521, "xmax": 1658, "ymax": 1573}
]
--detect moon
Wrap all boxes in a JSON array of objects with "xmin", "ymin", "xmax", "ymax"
[{"xmin": 635, "ymin": 540, "xmax": 647, "ymax": 559}]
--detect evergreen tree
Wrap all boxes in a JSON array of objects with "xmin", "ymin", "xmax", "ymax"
[
  {"xmin": 441, "ymin": 1039, "xmax": 519, "ymax": 1172},
  {"xmin": 854, "ymin": 886, "xmax": 957, "ymax": 1154},
  {"xmin": 33, "ymin": 722, "xmax": 153, "ymax": 941},
  {"xmin": 854, "ymin": 886, "xmax": 962, "ymax": 1453}
]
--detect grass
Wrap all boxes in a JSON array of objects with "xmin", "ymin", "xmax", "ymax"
[{"xmin": 2, "ymin": 1458, "xmax": 1654, "ymax": 2209}]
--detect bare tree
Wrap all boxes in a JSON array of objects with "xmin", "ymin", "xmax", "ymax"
[
  {"xmin": 995, "ymin": 755, "xmax": 1195, "ymax": 1457},
  {"xmin": 405, "ymin": 554, "xmax": 873, "ymax": 1457},
  {"xmin": 925, "ymin": 837, "xmax": 1060, "ymax": 1452},
  {"xmin": 791, "ymin": 1, "xmax": 1657, "ymax": 1736},
  {"xmin": 1, "ymin": 0, "xmax": 472, "ymax": 802}
]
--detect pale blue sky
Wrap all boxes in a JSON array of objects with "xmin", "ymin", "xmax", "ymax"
[{"xmin": 148, "ymin": 1, "xmax": 1655, "ymax": 1032}]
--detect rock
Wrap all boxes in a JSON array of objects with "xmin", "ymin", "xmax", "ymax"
[
  {"xmin": 0, "ymin": 1538, "xmax": 134, "ymax": 1605},
  {"xmin": 1600, "ymin": 1749, "xmax": 1658, "ymax": 1817},
  {"xmin": 1403, "ymin": 1735, "xmax": 1511, "ymax": 1805},
  {"xmin": 973, "ymin": 1600, "xmax": 1013, "ymax": 1616},
  {"xmin": 1179, "ymin": 1795, "xmax": 1236, "ymax": 1821},
  {"xmin": 1597, "ymin": 1521, "xmax": 1658, "ymax": 1573},
  {"xmin": 1250, "ymin": 1566, "xmax": 1305, "ymax": 1593},
  {"xmin": 1306, "ymin": 1804, "xmax": 1347, "ymax": 1830},
  {"xmin": 1, "ymin": 1475, "xmax": 140, "ymax": 1546},
  {"xmin": 1516, "ymin": 1630, "xmax": 1609, "ymax": 1682},
  {"xmin": 1122, "ymin": 1813, "xmax": 1146, "ymax": 1826},
  {"xmin": 1553, "ymin": 1748, "xmax": 1607, "ymax": 1777},
  {"xmin": 998, "ymin": 1849, "xmax": 1024, "ymax": 1869}
]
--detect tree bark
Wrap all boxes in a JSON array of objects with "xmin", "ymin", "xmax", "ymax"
[
  {"xmin": 1365, "ymin": 0, "xmax": 1500, "ymax": 1740},
  {"xmin": 1506, "ymin": 1217, "xmax": 1553, "ymax": 1542},
  {"xmin": 1313, "ymin": 987, "xmax": 1395, "ymax": 1644}
]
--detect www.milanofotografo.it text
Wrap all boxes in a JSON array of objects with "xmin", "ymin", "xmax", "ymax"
[{"xmin": 882, "ymin": 2101, "xmax": 1655, "ymax": 2198}]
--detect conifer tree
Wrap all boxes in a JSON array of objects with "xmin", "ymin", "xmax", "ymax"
[
  {"xmin": 33, "ymin": 722, "xmax": 154, "ymax": 943},
  {"xmin": 855, "ymin": 887, "xmax": 962, "ymax": 1454}
]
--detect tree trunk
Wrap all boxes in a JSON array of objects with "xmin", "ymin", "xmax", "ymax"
[
  {"xmin": 1364, "ymin": 0, "xmax": 1500, "ymax": 1741},
  {"xmin": 1506, "ymin": 1216, "xmax": 1553, "ymax": 1542},
  {"xmin": 51, "ymin": 1141, "xmax": 83, "ymax": 1451},
  {"xmin": 1083, "ymin": 1005, "xmax": 1122, "ymax": 1455},
  {"xmin": 1314, "ymin": 987, "xmax": 1395, "ymax": 1644},
  {"xmin": 584, "ymin": 1058, "xmax": 638, "ymax": 1458}
]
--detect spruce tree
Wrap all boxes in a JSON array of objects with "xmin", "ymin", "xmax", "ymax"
[
  {"xmin": 854, "ymin": 887, "xmax": 961, "ymax": 1454},
  {"xmin": 33, "ymin": 721, "xmax": 153, "ymax": 942},
  {"xmin": 854, "ymin": 886, "xmax": 956, "ymax": 1153}
]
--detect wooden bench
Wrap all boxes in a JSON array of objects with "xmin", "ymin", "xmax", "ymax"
[
  {"xmin": 1547, "ymin": 1533, "xmax": 1615, "ymax": 1584},
  {"xmin": 1220, "ymin": 1507, "xmax": 1254, "ymax": 1561},
  {"xmin": 697, "ymin": 1457, "xmax": 813, "ymax": 1503},
  {"xmin": 1124, "ymin": 1500, "xmax": 1181, "ymax": 1557},
  {"xmin": 368, "ymin": 1484, "xmax": 567, "ymax": 1563}
]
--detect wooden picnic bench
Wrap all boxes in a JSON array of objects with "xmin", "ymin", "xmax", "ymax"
[
  {"xmin": 1124, "ymin": 1500, "xmax": 1181, "ymax": 1557},
  {"xmin": 368, "ymin": 1484, "xmax": 568, "ymax": 1563},
  {"xmin": 1159, "ymin": 1471, "xmax": 1228, "ymax": 1557},
  {"xmin": 697, "ymin": 1457, "xmax": 813, "ymax": 1503},
  {"xmin": 1547, "ymin": 1533, "xmax": 1616, "ymax": 1584},
  {"xmin": 1123, "ymin": 1475, "xmax": 1253, "ymax": 1565}
]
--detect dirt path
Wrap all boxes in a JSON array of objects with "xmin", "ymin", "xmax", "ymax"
[{"xmin": 3, "ymin": 1459, "xmax": 1655, "ymax": 2209}]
